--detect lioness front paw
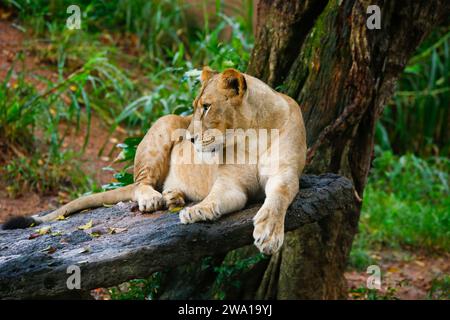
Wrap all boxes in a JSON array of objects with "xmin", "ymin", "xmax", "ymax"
[
  {"xmin": 134, "ymin": 185, "xmax": 164, "ymax": 212},
  {"xmin": 179, "ymin": 204, "xmax": 218, "ymax": 224},
  {"xmin": 253, "ymin": 206, "xmax": 284, "ymax": 255}
]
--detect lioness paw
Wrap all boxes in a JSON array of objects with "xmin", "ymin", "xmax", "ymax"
[
  {"xmin": 253, "ymin": 206, "xmax": 284, "ymax": 255},
  {"xmin": 162, "ymin": 189, "xmax": 185, "ymax": 210},
  {"xmin": 134, "ymin": 185, "xmax": 164, "ymax": 212},
  {"xmin": 138, "ymin": 194, "xmax": 164, "ymax": 212},
  {"xmin": 179, "ymin": 204, "xmax": 218, "ymax": 224}
]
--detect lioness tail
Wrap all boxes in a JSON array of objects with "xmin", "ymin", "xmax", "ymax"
[{"xmin": 2, "ymin": 184, "xmax": 135, "ymax": 230}]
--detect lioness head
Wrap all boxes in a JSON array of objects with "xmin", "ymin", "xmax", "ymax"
[{"xmin": 189, "ymin": 67, "xmax": 250, "ymax": 153}]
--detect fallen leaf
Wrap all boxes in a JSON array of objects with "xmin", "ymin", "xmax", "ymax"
[
  {"xmin": 370, "ymin": 253, "xmax": 381, "ymax": 258},
  {"xmin": 28, "ymin": 227, "xmax": 53, "ymax": 239},
  {"xmin": 41, "ymin": 246, "xmax": 57, "ymax": 254},
  {"xmin": 38, "ymin": 226, "xmax": 52, "ymax": 235},
  {"xmin": 58, "ymin": 191, "xmax": 69, "ymax": 198},
  {"xmin": 90, "ymin": 232, "xmax": 102, "ymax": 238},
  {"xmin": 169, "ymin": 207, "xmax": 183, "ymax": 213},
  {"xmin": 414, "ymin": 260, "xmax": 425, "ymax": 267},
  {"xmin": 387, "ymin": 266, "xmax": 400, "ymax": 273},
  {"xmin": 108, "ymin": 227, "xmax": 128, "ymax": 234},
  {"xmin": 51, "ymin": 231, "xmax": 62, "ymax": 237},
  {"xmin": 0, "ymin": 10, "xmax": 12, "ymax": 20},
  {"xmin": 79, "ymin": 246, "xmax": 91, "ymax": 254},
  {"xmin": 90, "ymin": 226, "xmax": 108, "ymax": 235},
  {"xmin": 56, "ymin": 215, "xmax": 66, "ymax": 221},
  {"xmin": 78, "ymin": 219, "xmax": 93, "ymax": 230}
]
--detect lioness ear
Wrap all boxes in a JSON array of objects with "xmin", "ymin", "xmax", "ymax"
[
  {"xmin": 220, "ymin": 68, "xmax": 247, "ymax": 97},
  {"xmin": 201, "ymin": 66, "xmax": 218, "ymax": 84}
]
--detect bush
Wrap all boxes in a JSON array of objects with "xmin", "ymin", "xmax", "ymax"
[{"xmin": 350, "ymin": 151, "xmax": 450, "ymax": 269}]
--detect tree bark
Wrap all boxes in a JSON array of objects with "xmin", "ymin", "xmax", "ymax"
[{"xmin": 157, "ymin": 0, "xmax": 449, "ymax": 300}]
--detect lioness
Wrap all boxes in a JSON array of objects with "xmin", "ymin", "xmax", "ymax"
[{"xmin": 3, "ymin": 67, "xmax": 306, "ymax": 254}]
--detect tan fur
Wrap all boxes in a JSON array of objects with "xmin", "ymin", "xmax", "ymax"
[{"xmin": 34, "ymin": 67, "xmax": 306, "ymax": 255}]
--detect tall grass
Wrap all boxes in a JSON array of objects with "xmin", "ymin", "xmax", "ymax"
[
  {"xmin": 377, "ymin": 27, "xmax": 450, "ymax": 156},
  {"xmin": 5, "ymin": 0, "xmax": 253, "ymax": 128},
  {"xmin": 0, "ymin": 51, "xmax": 133, "ymax": 196},
  {"xmin": 115, "ymin": 13, "xmax": 253, "ymax": 130},
  {"xmin": 350, "ymin": 151, "xmax": 449, "ymax": 269},
  {"xmin": 5, "ymin": 0, "xmax": 251, "ymax": 64}
]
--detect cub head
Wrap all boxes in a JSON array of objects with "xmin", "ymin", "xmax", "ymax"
[{"xmin": 189, "ymin": 67, "xmax": 249, "ymax": 153}]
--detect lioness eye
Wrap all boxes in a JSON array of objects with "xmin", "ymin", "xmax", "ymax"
[{"xmin": 202, "ymin": 103, "xmax": 211, "ymax": 113}]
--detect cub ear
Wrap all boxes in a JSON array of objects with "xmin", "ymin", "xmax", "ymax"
[
  {"xmin": 201, "ymin": 66, "xmax": 218, "ymax": 84},
  {"xmin": 220, "ymin": 68, "xmax": 247, "ymax": 97}
]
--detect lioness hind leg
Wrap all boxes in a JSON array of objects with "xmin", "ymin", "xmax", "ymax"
[
  {"xmin": 179, "ymin": 178, "xmax": 247, "ymax": 223},
  {"xmin": 133, "ymin": 114, "xmax": 191, "ymax": 212},
  {"xmin": 162, "ymin": 188, "xmax": 185, "ymax": 210}
]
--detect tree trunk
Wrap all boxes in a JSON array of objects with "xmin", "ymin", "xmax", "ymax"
[
  {"xmin": 247, "ymin": 0, "xmax": 449, "ymax": 299},
  {"xmin": 157, "ymin": 0, "xmax": 449, "ymax": 299}
]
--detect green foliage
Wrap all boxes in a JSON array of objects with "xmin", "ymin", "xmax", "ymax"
[
  {"xmin": 7, "ymin": 0, "xmax": 253, "ymax": 68},
  {"xmin": 377, "ymin": 28, "xmax": 450, "ymax": 156},
  {"xmin": 349, "ymin": 286, "xmax": 399, "ymax": 300},
  {"xmin": 212, "ymin": 253, "xmax": 267, "ymax": 300},
  {"xmin": 427, "ymin": 275, "xmax": 450, "ymax": 300},
  {"xmin": 350, "ymin": 151, "xmax": 449, "ymax": 269},
  {"xmin": 109, "ymin": 272, "xmax": 162, "ymax": 300},
  {"xmin": 348, "ymin": 241, "xmax": 376, "ymax": 271},
  {"xmin": 6, "ymin": 0, "xmax": 187, "ymax": 45},
  {"xmin": 114, "ymin": 64, "xmax": 201, "ymax": 131},
  {"xmin": 101, "ymin": 137, "xmax": 141, "ymax": 190},
  {"xmin": 0, "ymin": 51, "xmax": 132, "ymax": 196},
  {"xmin": 115, "ymin": 13, "xmax": 254, "ymax": 130},
  {"xmin": 3, "ymin": 151, "xmax": 94, "ymax": 198},
  {"xmin": 0, "ymin": 54, "xmax": 38, "ymax": 152}
]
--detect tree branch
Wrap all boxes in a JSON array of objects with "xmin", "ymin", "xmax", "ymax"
[{"xmin": 0, "ymin": 174, "xmax": 357, "ymax": 299}]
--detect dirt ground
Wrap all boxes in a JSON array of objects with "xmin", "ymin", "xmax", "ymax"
[
  {"xmin": 91, "ymin": 248, "xmax": 449, "ymax": 300},
  {"xmin": 0, "ymin": 19, "xmax": 448, "ymax": 300},
  {"xmin": 346, "ymin": 250, "xmax": 449, "ymax": 299}
]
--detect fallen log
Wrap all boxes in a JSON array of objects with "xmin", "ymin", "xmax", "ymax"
[{"xmin": 0, "ymin": 174, "xmax": 357, "ymax": 299}]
